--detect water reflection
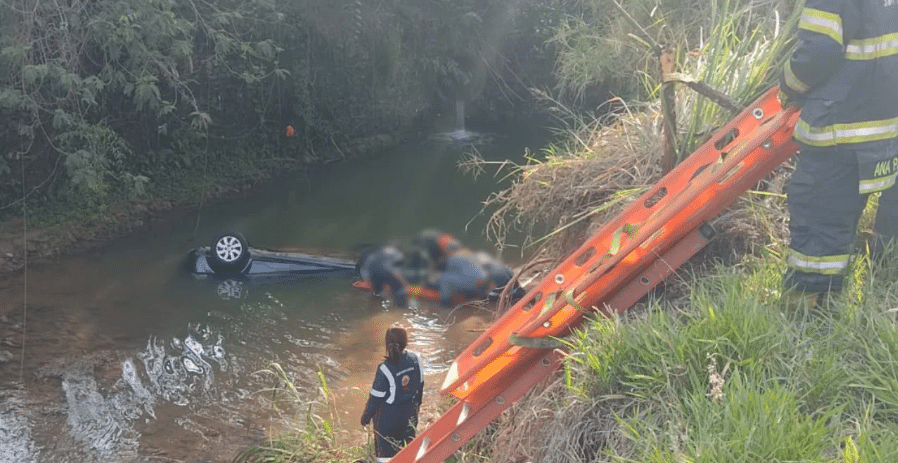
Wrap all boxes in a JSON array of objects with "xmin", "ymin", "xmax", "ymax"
[
  {"xmin": 139, "ymin": 322, "xmax": 226, "ymax": 407},
  {"xmin": 428, "ymin": 130, "xmax": 494, "ymax": 145},
  {"xmin": 61, "ymin": 363, "xmax": 142, "ymax": 456},
  {"xmin": 216, "ymin": 279, "xmax": 247, "ymax": 300},
  {"xmin": 29, "ymin": 321, "xmax": 233, "ymax": 461}
]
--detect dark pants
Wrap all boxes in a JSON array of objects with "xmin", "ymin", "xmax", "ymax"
[
  {"xmin": 360, "ymin": 252, "xmax": 408, "ymax": 307},
  {"xmin": 785, "ymin": 142, "xmax": 898, "ymax": 292},
  {"xmin": 367, "ymin": 267, "xmax": 407, "ymax": 306},
  {"xmin": 372, "ymin": 401, "xmax": 418, "ymax": 460}
]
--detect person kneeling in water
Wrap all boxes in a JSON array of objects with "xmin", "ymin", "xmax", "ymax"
[
  {"xmin": 434, "ymin": 247, "xmax": 492, "ymax": 308},
  {"xmin": 357, "ymin": 245, "xmax": 410, "ymax": 308}
]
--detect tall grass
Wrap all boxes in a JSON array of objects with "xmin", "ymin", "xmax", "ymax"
[
  {"xmin": 668, "ymin": 0, "xmax": 800, "ymax": 157},
  {"xmin": 233, "ymin": 363, "xmax": 372, "ymax": 463},
  {"xmin": 476, "ymin": 0, "xmax": 799, "ymax": 257},
  {"xmin": 547, "ymin": 252, "xmax": 898, "ymax": 463}
]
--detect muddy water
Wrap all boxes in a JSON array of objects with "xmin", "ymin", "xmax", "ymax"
[{"xmin": 0, "ymin": 127, "xmax": 548, "ymax": 463}]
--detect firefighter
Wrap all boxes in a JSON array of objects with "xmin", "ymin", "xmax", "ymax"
[
  {"xmin": 778, "ymin": 0, "xmax": 898, "ymax": 298},
  {"xmin": 433, "ymin": 247, "xmax": 492, "ymax": 308},
  {"xmin": 357, "ymin": 245, "xmax": 410, "ymax": 308},
  {"xmin": 361, "ymin": 326, "xmax": 424, "ymax": 462},
  {"xmin": 475, "ymin": 251, "xmax": 526, "ymax": 301},
  {"xmin": 413, "ymin": 229, "xmax": 461, "ymax": 271}
]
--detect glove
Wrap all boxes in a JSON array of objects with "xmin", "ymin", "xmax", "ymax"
[
  {"xmin": 777, "ymin": 90, "xmax": 793, "ymax": 108},
  {"xmin": 361, "ymin": 415, "xmax": 370, "ymax": 427},
  {"xmin": 777, "ymin": 83, "xmax": 803, "ymax": 109}
]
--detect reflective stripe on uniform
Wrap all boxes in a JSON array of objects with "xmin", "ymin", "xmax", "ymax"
[
  {"xmin": 860, "ymin": 173, "xmax": 898, "ymax": 194},
  {"xmin": 783, "ymin": 60, "xmax": 810, "ymax": 94},
  {"xmin": 787, "ymin": 249, "xmax": 849, "ymax": 275},
  {"xmin": 846, "ymin": 32, "xmax": 898, "ymax": 60},
  {"xmin": 380, "ymin": 363, "xmax": 397, "ymax": 404},
  {"xmin": 794, "ymin": 116, "xmax": 898, "ymax": 147},
  {"xmin": 369, "ymin": 388, "xmax": 387, "ymax": 398},
  {"xmin": 799, "ymin": 8, "xmax": 844, "ymax": 45}
]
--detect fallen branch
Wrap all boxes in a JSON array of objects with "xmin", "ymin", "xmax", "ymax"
[{"xmin": 663, "ymin": 73, "xmax": 744, "ymax": 114}]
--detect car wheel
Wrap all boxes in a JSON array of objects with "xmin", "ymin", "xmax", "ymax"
[{"xmin": 209, "ymin": 232, "xmax": 250, "ymax": 272}]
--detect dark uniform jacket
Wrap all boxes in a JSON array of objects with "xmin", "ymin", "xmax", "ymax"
[
  {"xmin": 361, "ymin": 351, "xmax": 424, "ymax": 426},
  {"xmin": 780, "ymin": 0, "xmax": 898, "ymax": 193},
  {"xmin": 434, "ymin": 250, "xmax": 490, "ymax": 307}
]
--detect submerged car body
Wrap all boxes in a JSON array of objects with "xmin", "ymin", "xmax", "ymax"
[
  {"xmin": 187, "ymin": 232, "xmax": 525, "ymax": 304},
  {"xmin": 186, "ymin": 232, "xmax": 358, "ymax": 283}
]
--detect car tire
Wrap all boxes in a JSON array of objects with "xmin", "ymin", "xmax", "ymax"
[{"xmin": 209, "ymin": 232, "xmax": 250, "ymax": 272}]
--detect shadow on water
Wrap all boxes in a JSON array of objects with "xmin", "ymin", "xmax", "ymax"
[{"xmin": 0, "ymin": 123, "xmax": 550, "ymax": 462}]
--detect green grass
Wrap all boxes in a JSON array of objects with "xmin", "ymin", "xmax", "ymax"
[
  {"xmin": 234, "ymin": 362, "xmax": 374, "ymax": 463},
  {"xmin": 660, "ymin": 0, "xmax": 800, "ymax": 158},
  {"xmin": 557, "ymin": 250, "xmax": 898, "ymax": 463}
]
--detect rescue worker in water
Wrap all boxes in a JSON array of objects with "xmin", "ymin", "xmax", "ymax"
[
  {"xmin": 475, "ymin": 251, "xmax": 527, "ymax": 301},
  {"xmin": 414, "ymin": 230, "xmax": 492, "ymax": 307},
  {"xmin": 357, "ymin": 244, "xmax": 410, "ymax": 308},
  {"xmin": 361, "ymin": 325, "xmax": 424, "ymax": 462},
  {"xmin": 778, "ymin": 0, "xmax": 898, "ymax": 300}
]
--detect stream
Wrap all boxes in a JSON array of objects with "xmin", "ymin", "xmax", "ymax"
[{"xmin": 0, "ymin": 123, "xmax": 550, "ymax": 463}]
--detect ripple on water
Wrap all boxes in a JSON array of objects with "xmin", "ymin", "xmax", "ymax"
[
  {"xmin": 61, "ymin": 367, "xmax": 140, "ymax": 458},
  {"xmin": 0, "ymin": 389, "xmax": 37, "ymax": 463}
]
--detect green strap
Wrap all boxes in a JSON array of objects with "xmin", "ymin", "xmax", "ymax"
[
  {"xmin": 609, "ymin": 223, "xmax": 642, "ymax": 256},
  {"xmin": 565, "ymin": 289, "xmax": 590, "ymax": 313},
  {"xmin": 538, "ymin": 291, "xmax": 558, "ymax": 318},
  {"xmin": 508, "ymin": 333, "xmax": 565, "ymax": 349}
]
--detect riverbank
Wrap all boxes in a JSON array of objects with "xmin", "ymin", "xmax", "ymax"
[{"xmin": 0, "ymin": 133, "xmax": 398, "ymax": 276}]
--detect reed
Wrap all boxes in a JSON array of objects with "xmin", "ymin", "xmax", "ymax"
[
  {"xmin": 479, "ymin": 0, "xmax": 799, "ymax": 259},
  {"xmin": 232, "ymin": 363, "xmax": 371, "ymax": 463},
  {"xmin": 669, "ymin": 0, "xmax": 799, "ymax": 157}
]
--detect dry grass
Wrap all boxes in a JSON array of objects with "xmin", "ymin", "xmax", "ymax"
[
  {"xmin": 704, "ymin": 163, "xmax": 792, "ymax": 264},
  {"xmin": 475, "ymin": 96, "xmax": 792, "ymax": 286},
  {"xmin": 476, "ymin": 99, "xmax": 667, "ymax": 261},
  {"xmin": 471, "ymin": 376, "xmax": 634, "ymax": 463}
]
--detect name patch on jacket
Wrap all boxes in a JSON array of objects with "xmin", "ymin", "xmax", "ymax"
[
  {"xmin": 872, "ymin": 158, "xmax": 898, "ymax": 177},
  {"xmin": 860, "ymin": 153, "xmax": 898, "ymax": 194}
]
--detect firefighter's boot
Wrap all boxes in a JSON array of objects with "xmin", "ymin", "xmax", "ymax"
[{"xmin": 780, "ymin": 289, "xmax": 825, "ymax": 312}]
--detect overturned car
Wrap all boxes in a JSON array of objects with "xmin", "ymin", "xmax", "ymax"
[{"xmin": 185, "ymin": 232, "xmax": 358, "ymax": 282}]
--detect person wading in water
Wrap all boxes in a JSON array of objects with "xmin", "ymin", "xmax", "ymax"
[{"xmin": 360, "ymin": 325, "xmax": 424, "ymax": 462}]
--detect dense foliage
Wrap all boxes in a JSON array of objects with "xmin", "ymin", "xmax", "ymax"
[
  {"xmin": 1, "ymin": 0, "xmax": 797, "ymax": 226},
  {"xmin": 0, "ymin": 0, "xmax": 563, "ymax": 223}
]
